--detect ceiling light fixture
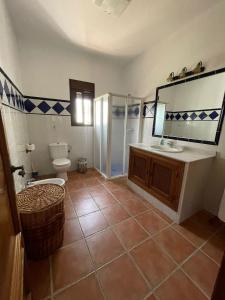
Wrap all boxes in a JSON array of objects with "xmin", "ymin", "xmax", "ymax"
[{"xmin": 93, "ymin": 0, "xmax": 132, "ymax": 16}]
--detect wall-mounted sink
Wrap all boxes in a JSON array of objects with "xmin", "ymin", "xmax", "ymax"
[{"xmin": 150, "ymin": 145, "xmax": 184, "ymax": 153}]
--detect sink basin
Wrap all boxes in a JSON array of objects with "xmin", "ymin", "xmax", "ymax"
[
  {"xmin": 28, "ymin": 178, "xmax": 65, "ymax": 187},
  {"xmin": 150, "ymin": 145, "xmax": 184, "ymax": 153}
]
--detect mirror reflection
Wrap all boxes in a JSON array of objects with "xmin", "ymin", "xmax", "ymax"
[{"xmin": 153, "ymin": 72, "xmax": 225, "ymax": 144}]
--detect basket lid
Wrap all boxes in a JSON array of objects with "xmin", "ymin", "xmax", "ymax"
[{"xmin": 17, "ymin": 184, "xmax": 65, "ymax": 213}]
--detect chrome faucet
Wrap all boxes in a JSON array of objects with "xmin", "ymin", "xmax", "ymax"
[
  {"xmin": 25, "ymin": 178, "xmax": 35, "ymax": 188},
  {"xmin": 166, "ymin": 140, "xmax": 176, "ymax": 148},
  {"xmin": 160, "ymin": 138, "xmax": 166, "ymax": 146}
]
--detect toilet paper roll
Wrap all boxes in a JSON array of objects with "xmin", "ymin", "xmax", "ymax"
[{"xmin": 26, "ymin": 144, "xmax": 35, "ymax": 151}]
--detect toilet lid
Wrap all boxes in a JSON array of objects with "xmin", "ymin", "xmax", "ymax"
[{"xmin": 53, "ymin": 158, "xmax": 71, "ymax": 166}]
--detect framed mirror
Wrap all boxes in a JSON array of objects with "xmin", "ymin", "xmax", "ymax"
[{"xmin": 152, "ymin": 68, "xmax": 225, "ymax": 145}]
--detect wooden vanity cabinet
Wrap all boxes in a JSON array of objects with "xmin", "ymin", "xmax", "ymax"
[
  {"xmin": 128, "ymin": 148, "xmax": 150, "ymax": 188},
  {"xmin": 128, "ymin": 147, "xmax": 185, "ymax": 211}
]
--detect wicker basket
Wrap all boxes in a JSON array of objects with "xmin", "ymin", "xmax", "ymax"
[{"xmin": 17, "ymin": 184, "xmax": 65, "ymax": 260}]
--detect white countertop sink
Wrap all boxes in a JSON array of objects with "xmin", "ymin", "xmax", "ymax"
[
  {"xmin": 150, "ymin": 144, "xmax": 184, "ymax": 153},
  {"xmin": 129, "ymin": 143, "xmax": 217, "ymax": 163}
]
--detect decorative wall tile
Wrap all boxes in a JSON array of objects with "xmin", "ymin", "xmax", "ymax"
[
  {"xmin": 128, "ymin": 104, "xmax": 140, "ymax": 118},
  {"xmin": 112, "ymin": 104, "xmax": 140, "ymax": 119},
  {"xmin": 143, "ymin": 102, "xmax": 155, "ymax": 118},
  {"xmin": 165, "ymin": 109, "xmax": 221, "ymax": 121},
  {"xmin": 0, "ymin": 69, "xmax": 25, "ymax": 112},
  {"xmin": 24, "ymin": 97, "xmax": 71, "ymax": 116},
  {"xmin": 0, "ymin": 67, "xmax": 31, "ymax": 193}
]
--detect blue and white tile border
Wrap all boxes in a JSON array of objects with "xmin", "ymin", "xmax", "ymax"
[
  {"xmin": 0, "ymin": 67, "xmax": 72, "ymax": 116},
  {"xmin": 143, "ymin": 101, "xmax": 155, "ymax": 118},
  {"xmin": 0, "ymin": 67, "xmax": 26, "ymax": 112},
  {"xmin": 112, "ymin": 104, "xmax": 141, "ymax": 119},
  {"xmin": 24, "ymin": 97, "xmax": 71, "ymax": 116},
  {"xmin": 165, "ymin": 109, "xmax": 221, "ymax": 121}
]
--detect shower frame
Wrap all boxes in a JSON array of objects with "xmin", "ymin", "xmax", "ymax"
[{"xmin": 93, "ymin": 93, "xmax": 144, "ymax": 179}]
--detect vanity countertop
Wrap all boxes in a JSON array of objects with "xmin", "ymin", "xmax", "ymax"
[{"xmin": 129, "ymin": 143, "xmax": 217, "ymax": 163}]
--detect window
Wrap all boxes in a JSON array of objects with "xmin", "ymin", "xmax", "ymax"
[{"xmin": 69, "ymin": 79, "xmax": 95, "ymax": 126}]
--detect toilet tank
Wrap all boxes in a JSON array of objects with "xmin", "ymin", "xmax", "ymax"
[{"xmin": 49, "ymin": 142, "xmax": 69, "ymax": 160}]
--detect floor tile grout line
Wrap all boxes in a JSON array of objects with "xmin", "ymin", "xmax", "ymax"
[
  {"xmin": 154, "ymin": 224, "xmax": 222, "ymax": 298},
  {"xmin": 68, "ymin": 191, "xmax": 112, "ymax": 300},
  {"xmin": 142, "ymin": 247, "xmax": 210, "ymax": 300},
  {"xmin": 130, "ymin": 214, "xmax": 219, "ymax": 298},
  {"xmin": 52, "ymin": 198, "xmax": 107, "ymax": 298},
  {"xmin": 52, "ymin": 221, "xmax": 152, "ymax": 296},
  {"xmin": 150, "ymin": 228, "xmax": 220, "ymax": 299},
  {"xmin": 64, "ymin": 175, "xmax": 220, "ymax": 299},
  {"xmin": 95, "ymin": 178, "xmax": 177, "ymax": 294},
  {"xmin": 68, "ymin": 177, "xmax": 220, "ymax": 296},
  {"xmin": 105, "ymin": 184, "xmax": 174, "ymax": 225},
  {"xmin": 63, "ymin": 178, "xmax": 175, "ymax": 253},
  {"xmin": 98, "ymin": 179, "xmax": 175, "ymax": 232},
  {"xmin": 112, "ymin": 227, "xmax": 153, "ymax": 292},
  {"xmin": 73, "ymin": 209, "xmax": 172, "ymax": 252},
  {"xmin": 172, "ymin": 221, "xmax": 224, "ymax": 266},
  {"xmin": 180, "ymin": 267, "xmax": 210, "ymax": 300},
  {"xmin": 68, "ymin": 177, "xmax": 221, "ymax": 265},
  {"xmin": 52, "ymin": 270, "xmax": 96, "ymax": 297},
  {"xmin": 80, "ymin": 223, "xmax": 109, "ymax": 300},
  {"xmin": 199, "ymin": 248, "xmax": 220, "ymax": 266},
  {"xmin": 68, "ymin": 179, "xmax": 158, "ymax": 224},
  {"xmin": 142, "ymin": 266, "xmax": 180, "ymax": 300}
]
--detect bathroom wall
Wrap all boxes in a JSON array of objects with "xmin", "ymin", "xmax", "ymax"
[
  {"xmin": 0, "ymin": 0, "xmax": 31, "ymax": 192},
  {"xmin": 18, "ymin": 40, "xmax": 125, "ymax": 175},
  {"xmin": 123, "ymin": 1, "xmax": 225, "ymax": 214}
]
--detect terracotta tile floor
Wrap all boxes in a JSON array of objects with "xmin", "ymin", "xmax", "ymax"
[{"xmin": 28, "ymin": 169, "xmax": 224, "ymax": 300}]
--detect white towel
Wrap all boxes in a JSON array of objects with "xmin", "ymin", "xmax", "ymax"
[{"xmin": 218, "ymin": 189, "xmax": 225, "ymax": 222}]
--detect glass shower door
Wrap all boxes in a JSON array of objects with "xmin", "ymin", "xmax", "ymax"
[
  {"xmin": 94, "ymin": 98, "xmax": 101, "ymax": 172},
  {"xmin": 111, "ymin": 95, "xmax": 126, "ymax": 177},
  {"xmin": 101, "ymin": 95, "xmax": 109, "ymax": 175},
  {"xmin": 125, "ymin": 97, "xmax": 142, "ymax": 174},
  {"xmin": 94, "ymin": 95, "xmax": 109, "ymax": 177}
]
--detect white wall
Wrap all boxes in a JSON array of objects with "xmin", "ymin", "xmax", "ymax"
[
  {"xmin": 0, "ymin": 0, "xmax": 31, "ymax": 192},
  {"xmin": 18, "ymin": 40, "xmax": 125, "ymax": 175},
  {"xmin": 0, "ymin": 0, "xmax": 22, "ymax": 88},
  {"xmin": 19, "ymin": 40, "xmax": 125, "ymax": 99},
  {"xmin": 123, "ymin": 1, "xmax": 225, "ymax": 215}
]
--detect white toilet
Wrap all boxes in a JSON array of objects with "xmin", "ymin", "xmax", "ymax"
[{"xmin": 49, "ymin": 142, "xmax": 71, "ymax": 181}]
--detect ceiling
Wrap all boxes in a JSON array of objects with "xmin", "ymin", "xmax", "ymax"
[{"xmin": 5, "ymin": 0, "xmax": 222, "ymax": 61}]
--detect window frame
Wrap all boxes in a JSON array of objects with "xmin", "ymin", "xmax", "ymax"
[{"xmin": 69, "ymin": 79, "xmax": 95, "ymax": 127}]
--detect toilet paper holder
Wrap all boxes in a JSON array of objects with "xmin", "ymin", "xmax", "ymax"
[{"xmin": 26, "ymin": 144, "xmax": 35, "ymax": 153}]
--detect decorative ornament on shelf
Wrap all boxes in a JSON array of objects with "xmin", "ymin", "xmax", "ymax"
[
  {"xmin": 167, "ymin": 61, "xmax": 205, "ymax": 82},
  {"xmin": 178, "ymin": 67, "xmax": 187, "ymax": 78},
  {"xmin": 166, "ymin": 72, "xmax": 179, "ymax": 82},
  {"xmin": 192, "ymin": 61, "xmax": 205, "ymax": 74}
]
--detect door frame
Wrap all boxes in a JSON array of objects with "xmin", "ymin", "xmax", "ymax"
[
  {"xmin": 0, "ymin": 107, "xmax": 29, "ymax": 299},
  {"xmin": 0, "ymin": 109, "xmax": 20, "ymax": 233}
]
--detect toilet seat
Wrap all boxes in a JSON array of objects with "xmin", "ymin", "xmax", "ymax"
[{"xmin": 53, "ymin": 158, "xmax": 71, "ymax": 167}]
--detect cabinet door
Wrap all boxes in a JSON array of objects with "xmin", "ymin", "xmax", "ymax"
[
  {"xmin": 148, "ymin": 156, "xmax": 184, "ymax": 211},
  {"xmin": 128, "ymin": 148, "xmax": 150, "ymax": 188}
]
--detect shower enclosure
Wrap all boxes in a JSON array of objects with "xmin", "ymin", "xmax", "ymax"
[{"xmin": 94, "ymin": 93, "xmax": 143, "ymax": 178}]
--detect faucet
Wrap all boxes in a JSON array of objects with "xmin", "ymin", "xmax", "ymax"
[
  {"xmin": 25, "ymin": 178, "xmax": 35, "ymax": 188},
  {"xmin": 167, "ymin": 140, "xmax": 177, "ymax": 148},
  {"xmin": 160, "ymin": 137, "xmax": 165, "ymax": 146}
]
